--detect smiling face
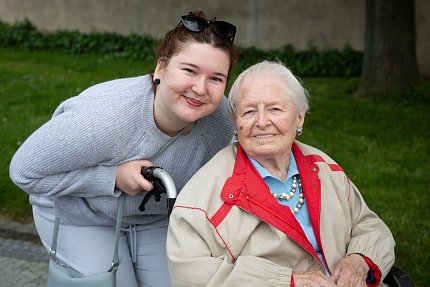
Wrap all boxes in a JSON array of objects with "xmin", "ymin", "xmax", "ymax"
[
  {"xmin": 153, "ymin": 42, "xmax": 230, "ymax": 135},
  {"xmin": 235, "ymin": 76, "xmax": 305, "ymax": 163}
]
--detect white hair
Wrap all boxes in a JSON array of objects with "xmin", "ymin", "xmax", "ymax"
[{"xmin": 228, "ymin": 61, "xmax": 310, "ymax": 116}]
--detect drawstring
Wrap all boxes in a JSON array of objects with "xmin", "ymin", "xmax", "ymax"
[
  {"xmin": 117, "ymin": 124, "xmax": 186, "ymax": 265},
  {"xmin": 121, "ymin": 225, "xmax": 137, "ymax": 263}
]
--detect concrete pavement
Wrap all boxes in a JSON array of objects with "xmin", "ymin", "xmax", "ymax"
[{"xmin": 0, "ymin": 220, "xmax": 48, "ymax": 287}]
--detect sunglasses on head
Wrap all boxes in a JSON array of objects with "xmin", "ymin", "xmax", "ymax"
[{"xmin": 168, "ymin": 15, "xmax": 236, "ymax": 43}]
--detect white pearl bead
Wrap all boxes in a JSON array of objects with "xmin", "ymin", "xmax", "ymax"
[{"xmin": 270, "ymin": 175, "xmax": 305, "ymax": 216}]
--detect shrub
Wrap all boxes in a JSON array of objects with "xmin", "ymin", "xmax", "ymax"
[{"xmin": 0, "ymin": 20, "xmax": 363, "ymax": 77}]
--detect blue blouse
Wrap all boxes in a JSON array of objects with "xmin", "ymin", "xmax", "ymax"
[{"xmin": 249, "ymin": 154, "xmax": 329, "ymax": 275}]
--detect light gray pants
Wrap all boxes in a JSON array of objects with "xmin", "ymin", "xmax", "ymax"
[{"xmin": 33, "ymin": 206, "xmax": 171, "ymax": 287}]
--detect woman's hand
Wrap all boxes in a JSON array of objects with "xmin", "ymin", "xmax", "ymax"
[
  {"xmin": 293, "ymin": 270, "xmax": 337, "ymax": 287},
  {"xmin": 115, "ymin": 160, "xmax": 154, "ymax": 196},
  {"xmin": 330, "ymin": 254, "xmax": 369, "ymax": 287}
]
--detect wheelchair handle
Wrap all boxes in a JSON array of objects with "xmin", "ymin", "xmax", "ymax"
[{"xmin": 141, "ymin": 166, "xmax": 177, "ymax": 214}]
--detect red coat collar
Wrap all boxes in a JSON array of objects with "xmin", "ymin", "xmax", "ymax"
[{"xmin": 221, "ymin": 143, "xmax": 323, "ymax": 263}]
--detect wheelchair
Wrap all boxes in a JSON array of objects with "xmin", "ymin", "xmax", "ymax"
[{"xmin": 384, "ymin": 267, "xmax": 415, "ymax": 287}]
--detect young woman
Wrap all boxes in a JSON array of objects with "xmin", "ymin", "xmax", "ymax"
[{"xmin": 10, "ymin": 11, "xmax": 239, "ymax": 287}]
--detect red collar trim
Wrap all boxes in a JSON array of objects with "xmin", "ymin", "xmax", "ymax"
[
  {"xmin": 291, "ymin": 143, "xmax": 323, "ymax": 254},
  {"xmin": 221, "ymin": 143, "xmax": 322, "ymax": 261}
]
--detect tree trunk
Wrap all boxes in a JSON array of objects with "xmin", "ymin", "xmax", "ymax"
[{"xmin": 357, "ymin": 0, "xmax": 420, "ymax": 97}]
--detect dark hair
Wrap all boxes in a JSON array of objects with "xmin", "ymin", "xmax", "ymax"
[{"xmin": 154, "ymin": 11, "xmax": 239, "ymax": 74}]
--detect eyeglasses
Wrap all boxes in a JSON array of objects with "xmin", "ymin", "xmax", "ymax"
[{"xmin": 167, "ymin": 15, "xmax": 236, "ymax": 44}]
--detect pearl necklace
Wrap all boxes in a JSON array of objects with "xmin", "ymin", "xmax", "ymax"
[{"xmin": 272, "ymin": 175, "xmax": 305, "ymax": 214}]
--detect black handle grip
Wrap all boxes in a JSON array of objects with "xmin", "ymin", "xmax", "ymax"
[
  {"xmin": 139, "ymin": 166, "xmax": 166, "ymax": 212},
  {"xmin": 141, "ymin": 166, "xmax": 158, "ymax": 181}
]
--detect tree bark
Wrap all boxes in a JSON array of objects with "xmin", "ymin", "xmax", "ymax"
[{"xmin": 357, "ymin": 0, "xmax": 420, "ymax": 97}]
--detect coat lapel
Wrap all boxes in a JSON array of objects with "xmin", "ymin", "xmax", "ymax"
[
  {"xmin": 221, "ymin": 144, "xmax": 320, "ymax": 260},
  {"xmin": 292, "ymin": 143, "xmax": 323, "ymax": 254}
]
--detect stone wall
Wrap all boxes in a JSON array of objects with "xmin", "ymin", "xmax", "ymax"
[{"xmin": 0, "ymin": 0, "xmax": 428, "ymax": 76}]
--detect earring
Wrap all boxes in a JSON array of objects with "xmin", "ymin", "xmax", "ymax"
[
  {"xmin": 153, "ymin": 78, "xmax": 160, "ymax": 85},
  {"xmin": 296, "ymin": 127, "xmax": 303, "ymax": 136}
]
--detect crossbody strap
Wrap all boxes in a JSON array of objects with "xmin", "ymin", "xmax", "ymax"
[
  {"xmin": 111, "ymin": 193, "xmax": 125, "ymax": 271},
  {"xmin": 50, "ymin": 126, "xmax": 187, "ymax": 267},
  {"xmin": 49, "ymin": 194, "xmax": 125, "ymax": 271},
  {"xmin": 148, "ymin": 126, "xmax": 186, "ymax": 161},
  {"xmin": 50, "ymin": 216, "xmax": 60, "ymax": 259}
]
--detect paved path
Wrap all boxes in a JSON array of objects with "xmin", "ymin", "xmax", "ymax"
[{"xmin": 0, "ymin": 220, "xmax": 48, "ymax": 287}]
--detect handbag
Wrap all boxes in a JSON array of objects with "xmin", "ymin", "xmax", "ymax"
[
  {"xmin": 47, "ymin": 128, "xmax": 185, "ymax": 286},
  {"xmin": 47, "ymin": 194, "xmax": 125, "ymax": 287}
]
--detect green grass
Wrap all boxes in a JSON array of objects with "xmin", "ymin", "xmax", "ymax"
[
  {"xmin": 0, "ymin": 47, "xmax": 154, "ymax": 220},
  {"xmin": 1, "ymin": 47, "xmax": 429, "ymax": 286},
  {"xmin": 300, "ymin": 78, "xmax": 430, "ymax": 286}
]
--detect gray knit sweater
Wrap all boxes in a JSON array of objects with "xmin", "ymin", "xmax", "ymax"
[{"xmin": 10, "ymin": 75, "xmax": 234, "ymax": 226}]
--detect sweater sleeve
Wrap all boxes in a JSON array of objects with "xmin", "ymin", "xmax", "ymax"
[
  {"xmin": 167, "ymin": 207, "xmax": 292, "ymax": 287},
  {"xmin": 9, "ymin": 85, "xmax": 143, "ymax": 198}
]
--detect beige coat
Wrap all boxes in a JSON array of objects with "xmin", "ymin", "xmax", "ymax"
[{"xmin": 167, "ymin": 142, "xmax": 395, "ymax": 286}]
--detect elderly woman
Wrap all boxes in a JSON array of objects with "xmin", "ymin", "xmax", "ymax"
[{"xmin": 166, "ymin": 61, "xmax": 395, "ymax": 287}]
